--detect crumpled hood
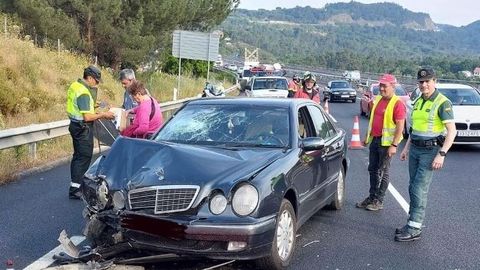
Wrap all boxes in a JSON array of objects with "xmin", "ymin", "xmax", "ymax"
[{"xmin": 96, "ymin": 137, "xmax": 286, "ymax": 191}]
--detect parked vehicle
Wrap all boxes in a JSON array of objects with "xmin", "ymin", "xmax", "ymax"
[
  {"xmin": 77, "ymin": 98, "xmax": 348, "ymax": 269},
  {"xmin": 343, "ymin": 70, "xmax": 361, "ymax": 82},
  {"xmin": 360, "ymin": 83, "xmax": 410, "ymax": 117},
  {"xmin": 245, "ymin": 76, "xmax": 289, "ymax": 98},
  {"xmin": 325, "ymin": 80, "xmax": 357, "ymax": 102},
  {"xmin": 406, "ymin": 84, "xmax": 480, "ymax": 145}
]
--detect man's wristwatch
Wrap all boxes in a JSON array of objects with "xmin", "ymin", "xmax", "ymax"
[{"xmin": 439, "ymin": 150, "xmax": 447, "ymax": 157}]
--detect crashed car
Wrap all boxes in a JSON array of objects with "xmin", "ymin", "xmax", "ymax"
[{"xmin": 80, "ymin": 98, "xmax": 348, "ymax": 269}]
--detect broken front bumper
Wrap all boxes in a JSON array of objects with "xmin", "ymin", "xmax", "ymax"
[{"xmin": 95, "ymin": 211, "xmax": 277, "ymax": 260}]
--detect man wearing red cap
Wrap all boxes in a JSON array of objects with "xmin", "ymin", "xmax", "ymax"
[{"xmin": 356, "ymin": 74, "xmax": 406, "ymax": 211}]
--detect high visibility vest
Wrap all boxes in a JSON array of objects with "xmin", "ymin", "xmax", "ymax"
[
  {"xmin": 366, "ymin": 95, "xmax": 402, "ymax": 146},
  {"xmin": 66, "ymin": 81, "xmax": 94, "ymax": 121},
  {"xmin": 411, "ymin": 92, "xmax": 448, "ymax": 137}
]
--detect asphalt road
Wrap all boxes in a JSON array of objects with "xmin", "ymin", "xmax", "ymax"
[{"xmin": 1, "ymin": 98, "xmax": 480, "ymax": 270}]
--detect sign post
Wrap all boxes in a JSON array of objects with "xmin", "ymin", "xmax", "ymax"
[{"xmin": 172, "ymin": 30, "xmax": 220, "ymax": 97}]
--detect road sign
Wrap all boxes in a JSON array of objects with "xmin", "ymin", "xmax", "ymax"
[{"xmin": 172, "ymin": 30, "xmax": 220, "ymax": 61}]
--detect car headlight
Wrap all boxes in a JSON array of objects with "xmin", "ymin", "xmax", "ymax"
[
  {"xmin": 232, "ymin": 184, "xmax": 259, "ymax": 216},
  {"xmin": 350, "ymin": 91, "xmax": 356, "ymax": 95},
  {"xmin": 112, "ymin": 191, "xmax": 126, "ymax": 210},
  {"xmin": 96, "ymin": 180, "xmax": 109, "ymax": 210},
  {"xmin": 209, "ymin": 193, "xmax": 227, "ymax": 215}
]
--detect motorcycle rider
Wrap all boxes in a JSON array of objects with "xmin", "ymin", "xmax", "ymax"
[
  {"xmin": 288, "ymin": 74, "xmax": 302, "ymax": 97},
  {"xmin": 294, "ymin": 71, "xmax": 320, "ymax": 103}
]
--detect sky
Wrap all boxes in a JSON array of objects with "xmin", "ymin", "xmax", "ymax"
[{"xmin": 238, "ymin": 0, "xmax": 479, "ymax": 27}]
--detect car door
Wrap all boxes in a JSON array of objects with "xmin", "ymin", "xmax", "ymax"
[
  {"xmin": 290, "ymin": 105, "xmax": 325, "ymax": 221},
  {"xmin": 307, "ymin": 105, "xmax": 345, "ymax": 201}
]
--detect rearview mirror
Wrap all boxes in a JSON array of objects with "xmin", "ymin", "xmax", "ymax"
[{"xmin": 300, "ymin": 137, "xmax": 325, "ymax": 151}]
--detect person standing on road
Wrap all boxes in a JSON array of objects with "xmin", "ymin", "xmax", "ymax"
[
  {"xmin": 396, "ymin": 67, "xmax": 456, "ymax": 242},
  {"xmin": 119, "ymin": 68, "xmax": 138, "ymax": 110},
  {"xmin": 356, "ymin": 74, "xmax": 406, "ymax": 211},
  {"xmin": 66, "ymin": 66, "xmax": 115, "ymax": 199},
  {"xmin": 294, "ymin": 71, "xmax": 320, "ymax": 103},
  {"xmin": 288, "ymin": 74, "xmax": 302, "ymax": 97}
]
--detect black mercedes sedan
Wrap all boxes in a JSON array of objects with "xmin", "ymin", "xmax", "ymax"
[{"xmin": 79, "ymin": 98, "xmax": 349, "ymax": 269}]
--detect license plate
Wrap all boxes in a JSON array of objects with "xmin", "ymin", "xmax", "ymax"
[
  {"xmin": 457, "ymin": 130, "xmax": 480, "ymax": 136},
  {"xmin": 341, "ymin": 95, "xmax": 349, "ymax": 98}
]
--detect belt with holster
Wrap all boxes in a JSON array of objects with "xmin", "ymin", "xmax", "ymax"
[{"xmin": 411, "ymin": 139, "xmax": 438, "ymax": 147}]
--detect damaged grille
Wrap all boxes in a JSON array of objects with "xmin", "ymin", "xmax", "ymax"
[{"xmin": 128, "ymin": 185, "xmax": 200, "ymax": 214}]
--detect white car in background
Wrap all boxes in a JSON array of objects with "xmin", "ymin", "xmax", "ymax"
[
  {"xmin": 245, "ymin": 76, "xmax": 289, "ymax": 98},
  {"xmin": 407, "ymin": 83, "xmax": 480, "ymax": 145}
]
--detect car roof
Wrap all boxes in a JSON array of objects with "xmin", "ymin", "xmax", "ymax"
[
  {"xmin": 436, "ymin": 83, "xmax": 475, "ymax": 90},
  {"xmin": 252, "ymin": 76, "xmax": 287, "ymax": 79},
  {"xmin": 187, "ymin": 97, "xmax": 315, "ymax": 108},
  {"xmin": 329, "ymin": 80, "xmax": 349, "ymax": 83}
]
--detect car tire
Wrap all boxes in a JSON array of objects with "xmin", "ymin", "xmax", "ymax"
[
  {"xmin": 352, "ymin": 98, "xmax": 357, "ymax": 103},
  {"xmin": 327, "ymin": 166, "xmax": 346, "ymax": 210},
  {"xmin": 256, "ymin": 199, "xmax": 297, "ymax": 270}
]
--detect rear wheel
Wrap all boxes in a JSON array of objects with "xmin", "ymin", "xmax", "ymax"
[{"xmin": 256, "ymin": 199, "xmax": 297, "ymax": 270}]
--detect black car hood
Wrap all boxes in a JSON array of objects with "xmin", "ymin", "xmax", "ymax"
[{"xmin": 96, "ymin": 137, "xmax": 286, "ymax": 191}]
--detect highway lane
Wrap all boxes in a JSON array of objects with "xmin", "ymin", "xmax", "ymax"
[{"xmin": 1, "ymin": 99, "xmax": 480, "ymax": 269}]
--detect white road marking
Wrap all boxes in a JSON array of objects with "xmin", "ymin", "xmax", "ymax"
[
  {"xmin": 24, "ymin": 236, "xmax": 85, "ymax": 270},
  {"xmin": 388, "ymin": 184, "xmax": 409, "ymax": 214}
]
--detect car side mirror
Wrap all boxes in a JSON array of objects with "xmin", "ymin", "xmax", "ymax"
[{"xmin": 301, "ymin": 137, "xmax": 325, "ymax": 151}]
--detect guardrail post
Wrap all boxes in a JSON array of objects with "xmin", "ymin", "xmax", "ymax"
[
  {"xmin": 173, "ymin": 88, "xmax": 178, "ymax": 101},
  {"xmin": 28, "ymin": 142, "xmax": 37, "ymax": 159}
]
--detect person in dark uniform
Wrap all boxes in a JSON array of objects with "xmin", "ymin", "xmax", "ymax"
[
  {"xmin": 66, "ymin": 66, "xmax": 114, "ymax": 199},
  {"xmin": 396, "ymin": 67, "xmax": 456, "ymax": 241}
]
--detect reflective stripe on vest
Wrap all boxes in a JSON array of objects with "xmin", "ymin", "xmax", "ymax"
[
  {"xmin": 366, "ymin": 95, "xmax": 402, "ymax": 146},
  {"xmin": 411, "ymin": 93, "xmax": 448, "ymax": 137},
  {"xmin": 66, "ymin": 81, "xmax": 94, "ymax": 121}
]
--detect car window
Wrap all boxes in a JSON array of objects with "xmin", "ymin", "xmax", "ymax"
[
  {"xmin": 331, "ymin": 81, "xmax": 349, "ymax": 88},
  {"xmin": 438, "ymin": 88, "xmax": 480, "ymax": 105},
  {"xmin": 307, "ymin": 105, "xmax": 336, "ymax": 140},
  {"xmin": 297, "ymin": 106, "xmax": 316, "ymax": 139},
  {"xmin": 253, "ymin": 78, "xmax": 288, "ymax": 90},
  {"xmin": 156, "ymin": 104, "xmax": 290, "ymax": 148}
]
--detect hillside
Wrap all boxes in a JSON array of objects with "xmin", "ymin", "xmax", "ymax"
[{"xmin": 219, "ymin": 2, "xmax": 480, "ymax": 76}]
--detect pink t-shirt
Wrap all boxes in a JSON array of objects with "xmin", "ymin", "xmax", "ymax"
[
  {"xmin": 370, "ymin": 98, "xmax": 406, "ymax": 137},
  {"xmin": 121, "ymin": 97, "xmax": 163, "ymax": 138}
]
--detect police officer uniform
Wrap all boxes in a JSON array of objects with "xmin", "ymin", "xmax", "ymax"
[
  {"xmin": 395, "ymin": 67, "xmax": 455, "ymax": 241},
  {"xmin": 66, "ymin": 66, "xmax": 101, "ymax": 199}
]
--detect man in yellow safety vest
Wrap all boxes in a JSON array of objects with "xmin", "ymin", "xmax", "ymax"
[
  {"xmin": 66, "ymin": 65, "xmax": 114, "ymax": 199},
  {"xmin": 356, "ymin": 74, "xmax": 406, "ymax": 211}
]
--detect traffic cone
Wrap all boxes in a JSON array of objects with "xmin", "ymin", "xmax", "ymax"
[
  {"xmin": 324, "ymin": 99, "xmax": 330, "ymax": 114},
  {"xmin": 349, "ymin": 116, "xmax": 364, "ymax": 149}
]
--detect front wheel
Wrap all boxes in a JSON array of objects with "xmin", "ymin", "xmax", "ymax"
[
  {"xmin": 327, "ymin": 166, "xmax": 346, "ymax": 210},
  {"xmin": 256, "ymin": 199, "xmax": 297, "ymax": 270}
]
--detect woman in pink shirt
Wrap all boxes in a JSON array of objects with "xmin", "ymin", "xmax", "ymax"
[{"xmin": 121, "ymin": 81, "xmax": 163, "ymax": 138}]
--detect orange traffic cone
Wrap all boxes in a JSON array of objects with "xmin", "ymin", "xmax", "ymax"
[
  {"xmin": 349, "ymin": 116, "xmax": 364, "ymax": 149},
  {"xmin": 324, "ymin": 99, "xmax": 330, "ymax": 114}
]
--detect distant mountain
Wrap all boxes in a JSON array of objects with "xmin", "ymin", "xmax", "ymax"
[{"xmin": 218, "ymin": 2, "xmax": 480, "ymax": 76}]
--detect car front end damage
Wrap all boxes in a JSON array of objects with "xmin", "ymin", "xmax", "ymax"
[{"xmin": 81, "ymin": 176, "xmax": 276, "ymax": 261}]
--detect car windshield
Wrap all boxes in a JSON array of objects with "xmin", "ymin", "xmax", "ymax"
[
  {"xmin": 438, "ymin": 88, "xmax": 480, "ymax": 105},
  {"xmin": 155, "ymin": 104, "xmax": 290, "ymax": 148},
  {"xmin": 252, "ymin": 78, "xmax": 288, "ymax": 90},
  {"xmin": 331, "ymin": 81, "xmax": 349, "ymax": 88},
  {"xmin": 372, "ymin": 85, "xmax": 407, "ymax": 96}
]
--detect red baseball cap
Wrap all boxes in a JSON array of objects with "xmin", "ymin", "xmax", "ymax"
[{"xmin": 378, "ymin": 74, "xmax": 397, "ymax": 85}]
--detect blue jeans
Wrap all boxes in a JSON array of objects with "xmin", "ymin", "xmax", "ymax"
[
  {"xmin": 407, "ymin": 144, "xmax": 440, "ymax": 229},
  {"xmin": 368, "ymin": 137, "xmax": 392, "ymax": 202}
]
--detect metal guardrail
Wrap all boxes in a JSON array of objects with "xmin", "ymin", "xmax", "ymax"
[{"xmin": 0, "ymin": 84, "xmax": 238, "ymax": 157}]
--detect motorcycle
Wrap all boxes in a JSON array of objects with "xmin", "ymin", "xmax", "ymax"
[{"xmin": 202, "ymin": 83, "xmax": 225, "ymax": 98}]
